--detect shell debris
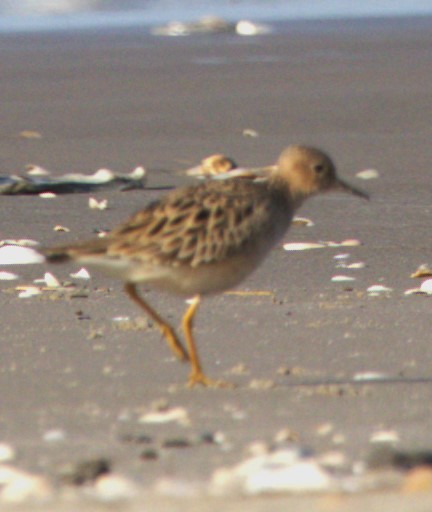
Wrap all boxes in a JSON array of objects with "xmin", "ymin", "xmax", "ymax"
[
  {"xmin": 292, "ymin": 216, "xmax": 315, "ymax": 227},
  {"xmin": 70, "ymin": 268, "xmax": 91, "ymax": 280},
  {"xmin": 0, "ymin": 271, "xmax": 19, "ymax": 281},
  {"xmin": 331, "ymin": 275, "xmax": 356, "ymax": 282},
  {"xmin": 43, "ymin": 272, "xmax": 61, "ymax": 288},
  {"xmin": 139, "ymin": 407, "xmax": 190, "ymax": 426},
  {"xmin": 38, "ymin": 192, "xmax": 56, "ymax": 199},
  {"xmin": 355, "ymin": 169, "xmax": 379, "ymax": 180},
  {"xmin": 242, "ymin": 128, "xmax": 259, "ymax": 138},
  {"xmin": 367, "ymin": 285, "xmax": 393, "ymax": 296},
  {"xmin": 89, "ymin": 197, "xmax": 108, "ymax": 210},
  {"xmin": 54, "ymin": 225, "xmax": 70, "ymax": 232},
  {"xmin": 25, "ymin": 164, "xmax": 50, "ymax": 176},
  {"xmin": 0, "ymin": 245, "xmax": 44, "ymax": 265},
  {"xmin": 19, "ymin": 130, "xmax": 42, "ymax": 139},
  {"xmin": 410, "ymin": 264, "xmax": 432, "ymax": 279},
  {"xmin": 16, "ymin": 286, "xmax": 42, "ymax": 298},
  {"xmin": 283, "ymin": 242, "xmax": 325, "ymax": 251}
]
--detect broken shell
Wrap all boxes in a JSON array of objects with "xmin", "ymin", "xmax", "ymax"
[
  {"xmin": 0, "ymin": 271, "xmax": 19, "ymax": 280},
  {"xmin": 353, "ymin": 372, "xmax": 388, "ymax": 382},
  {"xmin": 367, "ymin": 285, "xmax": 393, "ymax": 295},
  {"xmin": 139, "ymin": 407, "xmax": 190, "ymax": 426},
  {"xmin": 0, "ymin": 239, "xmax": 39, "ymax": 247},
  {"xmin": 340, "ymin": 239, "xmax": 362, "ymax": 247},
  {"xmin": 19, "ymin": 130, "xmax": 42, "ymax": 139},
  {"xmin": 236, "ymin": 20, "xmax": 271, "ymax": 36},
  {"xmin": 292, "ymin": 216, "xmax": 315, "ymax": 227},
  {"xmin": 370, "ymin": 430, "xmax": 400, "ymax": 443},
  {"xmin": 346, "ymin": 262, "xmax": 365, "ymax": 269},
  {"xmin": 283, "ymin": 242, "xmax": 325, "ymax": 251},
  {"xmin": 242, "ymin": 128, "xmax": 259, "ymax": 137},
  {"xmin": 39, "ymin": 192, "xmax": 56, "ymax": 199},
  {"xmin": 331, "ymin": 275, "xmax": 356, "ymax": 282},
  {"xmin": 355, "ymin": 169, "xmax": 379, "ymax": 180},
  {"xmin": 89, "ymin": 197, "xmax": 108, "ymax": 210},
  {"xmin": 44, "ymin": 272, "xmax": 61, "ymax": 288},
  {"xmin": 0, "ymin": 246, "xmax": 44, "ymax": 265},
  {"xmin": 410, "ymin": 264, "xmax": 432, "ymax": 279},
  {"xmin": 70, "ymin": 268, "xmax": 91, "ymax": 280},
  {"xmin": 420, "ymin": 279, "xmax": 432, "ymax": 294},
  {"xmin": 54, "ymin": 225, "xmax": 70, "ymax": 232},
  {"xmin": 17, "ymin": 286, "xmax": 42, "ymax": 298},
  {"xmin": 25, "ymin": 164, "xmax": 50, "ymax": 175}
]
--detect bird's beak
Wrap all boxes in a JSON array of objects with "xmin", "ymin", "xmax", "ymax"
[{"xmin": 333, "ymin": 178, "xmax": 369, "ymax": 200}]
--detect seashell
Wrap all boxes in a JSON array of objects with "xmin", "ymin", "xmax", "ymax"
[
  {"xmin": 70, "ymin": 268, "xmax": 91, "ymax": 279},
  {"xmin": 370, "ymin": 430, "xmax": 400, "ymax": 443},
  {"xmin": 25, "ymin": 164, "xmax": 50, "ymax": 176},
  {"xmin": 331, "ymin": 275, "xmax": 356, "ymax": 282},
  {"xmin": 411, "ymin": 264, "xmax": 432, "ymax": 279},
  {"xmin": 139, "ymin": 407, "xmax": 190, "ymax": 426},
  {"xmin": 17, "ymin": 286, "xmax": 41, "ymax": 298},
  {"xmin": 236, "ymin": 20, "xmax": 272, "ymax": 36},
  {"xmin": 367, "ymin": 285, "xmax": 393, "ymax": 294},
  {"xmin": 242, "ymin": 128, "xmax": 259, "ymax": 137},
  {"xmin": 419, "ymin": 279, "xmax": 432, "ymax": 294},
  {"xmin": 340, "ymin": 239, "xmax": 362, "ymax": 247},
  {"xmin": 355, "ymin": 169, "xmax": 379, "ymax": 180},
  {"xmin": 54, "ymin": 225, "xmax": 70, "ymax": 232},
  {"xmin": 0, "ymin": 271, "xmax": 19, "ymax": 280},
  {"xmin": 89, "ymin": 197, "xmax": 108, "ymax": 210},
  {"xmin": 292, "ymin": 216, "xmax": 315, "ymax": 227},
  {"xmin": 283, "ymin": 242, "xmax": 325, "ymax": 251},
  {"xmin": 19, "ymin": 130, "xmax": 42, "ymax": 139},
  {"xmin": 0, "ymin": 245, "xmax": 44, "ymax": 265},
  {"xmin": 44, "ymin": 272, "xmax": 61, "ymax": 288},
  {"xmin": 39, "ymin": 192, "xmax": 56, "ymax": 198},
  {"xmin": 353, "ymin": 372, "xmax": 388, "ymax": 381}
]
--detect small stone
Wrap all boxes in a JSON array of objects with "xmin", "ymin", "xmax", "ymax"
[
  {"xmin": 162, "ymin": 438, "xmax": 192, "ymax": 449},
  {"xmin": 61, "ymin": 458, "xmax": 111, "ymax": 486},
  {"xmin": 140, "ymin": 449, "xmax": 159, "ymax": 461}
]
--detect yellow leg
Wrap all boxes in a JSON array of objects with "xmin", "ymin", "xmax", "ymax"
[
  {"xmin": 182, "ymin": 295, "xmax": 233, "ymax": 388},
  {"xmin": 124, "ymin": 283, "xmax": 188, "ymax": 362}
]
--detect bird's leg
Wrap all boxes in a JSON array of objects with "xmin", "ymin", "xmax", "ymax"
[
  {"xmin": 124, "ymin": 283, "xmax": 189, "ymax": 362},
  {"xmin": 182, "ymin": 295, "xmax": 233, "ymax": 388}
]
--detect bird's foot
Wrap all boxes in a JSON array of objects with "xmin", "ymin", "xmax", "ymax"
[{"xmin": 187, "ymin": 371, "xmax": 235, "ymax": 389}]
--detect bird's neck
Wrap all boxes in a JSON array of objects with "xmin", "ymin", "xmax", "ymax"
[{"xmin": 267, "ymin": 177, "xmax": 309, "ymax": 213}]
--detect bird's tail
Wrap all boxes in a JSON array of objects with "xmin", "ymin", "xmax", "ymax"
[{"xmin": 41, "ymin": 237, "xmax": 110, "ymax": 264}]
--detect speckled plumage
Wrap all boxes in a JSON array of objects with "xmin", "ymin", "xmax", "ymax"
[{"xmin": 43, "ymin": 145, "xmax": 368, "ymax": 387}]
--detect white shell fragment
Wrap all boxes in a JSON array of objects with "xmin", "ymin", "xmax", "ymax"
[
  {"xmin": 43, "ymin": 429, "xmax": 66, "ymax": 442},
  {"xmin": 0, "ymin": 245, "xmax": 44, "ymax": 265},
  {"xmin": 420, "ymin": 279, "xmax": 432, "ymax": 294},
  {"xmin": 0, "ymin": 465, "xmax": 53, "ymax": 503},
  {"xmin": 139, "ymin": 407, "xmax": 190, "ymax": 426},
  {"xmin": 0, "ymin": 271, "xmax": 19, "ymax": 280},
  {"xmin": 353, "ymin": 372, "xmax": 388, "ymax": 382},
  {"xmin": 0, "ymin": 239, "xmax": 39, "ymax": 247},
  {"xmin": 89, "ymin": 197, "xmax": 108, "ymax": 210},
  {"xmin": 0, "ymin": 444, "xmax": 15, "ymax": 463},
  {"xmin": 235, "ymin": 20, "xmax": 272, "ymax": 36},
  {"xmin": 370, "ymin": 430, "xmax": 400, "ymax": 444},
  {"xmin": 44, "ymin": 272, "xmax": 61, "ymax": 288},
  {"xmin": 39, "ymin": 192, "xmax": 56, "ymax": 198},
  {"xmin": 283, "ymin": 242, "xmax": 325, "ymax": 251},
  {"xmin": 25, "ymin": 164, "xmax": 50, "ymax": 176},
  {"xmin": 70, "ymin": 268, "xmax": 91, "ymax": 280},
  {"xmin": 346, "ymin": 262, "xmax": 365, "ymax": 269},
  {"xmin": 356, "ymin": 169, "xmax": 379, "ymax": 180},
  {"xmin": 94, "ymin": 474, "xmax": 138, "ymax": 501},
  {"xmin": 292, "ymin": 216, "xmax": 315, "ymax": 227},
  {"xmin": 367, "ymin": 285, "xmax": 393, "ymax": 295},
  {"xmin": 211, "ymin": 449, "xmax": 333, "ymax": 495},
  {"xmin": 53, "ymin": 225, "xmax": 70, "ymax": 232},
  {"xmin": 242, "ymin": 128, "xmax": 259, "ymax": 138},
  {"xmin": 17, "ymin": 286, "xmax": 42, "ymax": 298},
  {"xmin": 339, "ymin": 239, "xmax": 362, "ymax": 247},
  {"xmin": 331, "ymin": 275, "xmax": 356, "ymax": 282}
]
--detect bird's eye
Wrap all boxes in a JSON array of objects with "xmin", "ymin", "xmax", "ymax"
[{"xmin": 313, "ymin": 164, "xmax": 325, "ymax": 174}]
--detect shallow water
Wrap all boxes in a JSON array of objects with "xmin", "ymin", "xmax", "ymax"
[{"xmin": 0, "ymin": 0, "xmax": 432, "ymax": 33}]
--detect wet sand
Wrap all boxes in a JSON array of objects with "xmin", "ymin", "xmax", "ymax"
[{"xmin": 1, "ymin": 16, "xmax": 432, "ymax": 510}]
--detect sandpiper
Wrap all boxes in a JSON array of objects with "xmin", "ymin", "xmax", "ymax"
[{"xmin": 42, "ymin": 145, "xmax": 368, "ymax": 387}]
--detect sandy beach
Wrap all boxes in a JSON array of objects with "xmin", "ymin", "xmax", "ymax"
[{"xmin": 1, "ymin": 15, "xmax": 432, "ymax": 510}]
